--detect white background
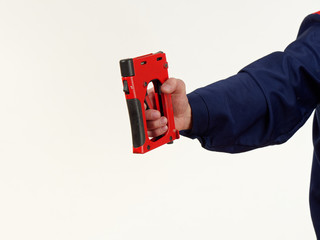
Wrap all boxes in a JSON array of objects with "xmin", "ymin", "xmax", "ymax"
[{"xmin": 0, "ymin": 0, "xmax": 318, "ymax": 239}]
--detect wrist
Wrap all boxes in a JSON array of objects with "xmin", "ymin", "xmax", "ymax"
[{"xmin": 182, "ymin": 104, "xmax": 192, "ymax": 130}]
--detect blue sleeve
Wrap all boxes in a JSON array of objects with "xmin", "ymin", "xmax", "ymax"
[{"xmin": 180, "ymin": 13, "xmax": 320, "ymax": 153}]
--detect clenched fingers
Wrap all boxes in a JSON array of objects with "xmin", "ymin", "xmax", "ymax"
[
  {"xmin": 145, "ymin": 109, "xmax": 161, "ymax": 120},
  {"xmin": 145, "ymin": 109, "xmax": 168, "ymax": 138},
  {"xmin": 147, "ymin": 116, "xmax": 167, "ymax": 130},
  {"xmin": 148, "ymin": 125, "xmax": 168, "ymax": 138}
]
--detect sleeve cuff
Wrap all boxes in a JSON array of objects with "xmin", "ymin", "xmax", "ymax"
[{"xmin": 179, "ymin": 91, "xmax": 209, "ymax": 139}]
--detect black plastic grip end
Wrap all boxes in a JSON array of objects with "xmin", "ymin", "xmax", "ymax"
[
  {"xmin": 126, "ymin": 99, "xmax": 146, "ymax": 148},
  {"xmin": 120, "ymin": 58, "xmax": 135, "ymax": 77}
]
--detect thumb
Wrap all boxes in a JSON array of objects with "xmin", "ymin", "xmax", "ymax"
[{"xmin": 161, "ymin": 78, "xmax": 186, "ymax": 95}]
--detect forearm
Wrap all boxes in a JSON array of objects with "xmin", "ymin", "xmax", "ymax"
[
  {"xmin": 181, "ymin": 19, "xmax": 320, "ymax": 153},
  {"xmin": 181, "ymin": 70, "xmax": 270, "ymax": 153}
]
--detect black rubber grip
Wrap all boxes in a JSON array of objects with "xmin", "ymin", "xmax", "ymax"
[{"xmin": 126, "ymin": 99, "xmax": 146, "ymax": 148}]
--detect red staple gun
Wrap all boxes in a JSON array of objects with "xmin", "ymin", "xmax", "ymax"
[{"xmin": 120, "ymin": 52, "xmax": 180, "ymax": 154}]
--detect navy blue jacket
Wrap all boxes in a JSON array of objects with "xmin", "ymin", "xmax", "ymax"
[{"xmin": 181, "ymin": 12, "xmax": 320, "ymax": 237}]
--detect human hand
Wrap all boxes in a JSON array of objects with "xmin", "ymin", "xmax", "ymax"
[{"xmin": 145, "ymin": 78, "xmax": 192, "ymax": 138}]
